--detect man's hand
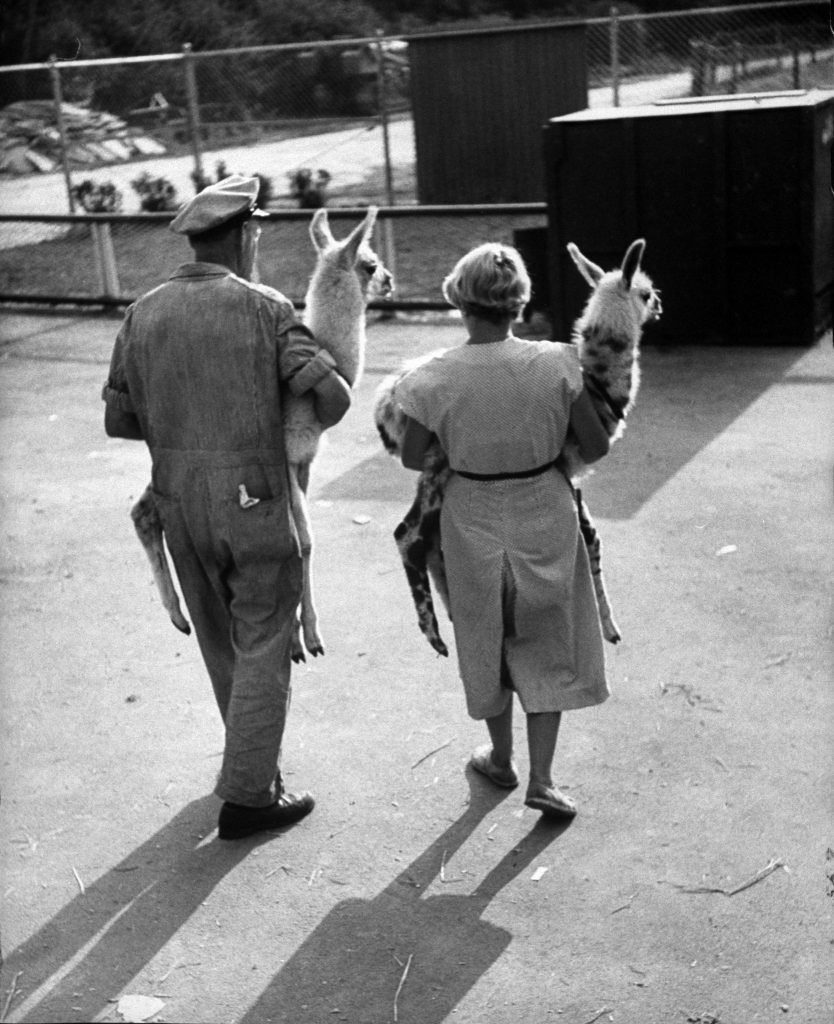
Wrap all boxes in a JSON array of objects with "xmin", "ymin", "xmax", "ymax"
[{"xmin": 105, "ymin": 404, "xmax": 144, "ymax": 440}]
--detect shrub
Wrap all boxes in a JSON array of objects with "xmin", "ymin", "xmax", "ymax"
[
  {"xmin": 70, "ymin": 179, "xmax": 123, "ymax": 212},
  {"xmin": 288, "ymin": 168, "xmax": 331, "ymax": 209},
  {"xmin": 190, "ymin": 162, "xmax": 275, "ymax": 209},
  {"xmin": 131, "ymin": 172, "xmax": 179, "ymax": 212}
]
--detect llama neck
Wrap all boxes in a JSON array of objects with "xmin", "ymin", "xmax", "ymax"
[
  {"xmin": 304, "ymin": 274, "xmax": 366, "ymax": 387},
  {"xmin": 576, "ymin": 319, "xmax": 639, "ymax": 407}
]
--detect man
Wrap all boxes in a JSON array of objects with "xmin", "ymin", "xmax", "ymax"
[{"xmin": 103, "ymin": 175, "xmax": 351, "ymax": 840}]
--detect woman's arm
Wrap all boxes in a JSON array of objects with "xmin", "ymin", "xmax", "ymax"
[
  {"xmin": 568, "ymin": 388, "xmax": 610, "ymax": 464},
  {"xmin": 401, "ymin": 415, "xmax": 435, "ymax": 471}
]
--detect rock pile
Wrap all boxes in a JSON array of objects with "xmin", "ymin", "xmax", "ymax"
[{"xmin": 0, "ymin": 99, "xmax": 167, "ymax": 175}]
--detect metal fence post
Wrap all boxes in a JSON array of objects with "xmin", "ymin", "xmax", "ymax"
[
  {"xmin": 91, "ymin": 221, "xmax": 121, "ymax": 297},
  {"xmin": 182, "ymin": 43, "xmax": 205, "ymax": 191},
  {"xmin": 49, "ymin": 57, "xmax": 75, "ymax": 213},
  {"xmin": 610, "ymin": 6, "xmax": 621, "ymax": 108},
  {"xmin": 375, "ymin": 32, "xmax": 397, "ymax": 303}
]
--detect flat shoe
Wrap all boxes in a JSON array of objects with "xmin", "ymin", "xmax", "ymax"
[
  {"xmin": 524, "ymin": 786, "xmax": 577, "ymax": 819},
  {"xmin": 218, "ymin": 791, "xmax": 315, "ymax": 840},
  {"xmin": 469, "ymin": 745, "xmax": 519, "ymax": 789}
]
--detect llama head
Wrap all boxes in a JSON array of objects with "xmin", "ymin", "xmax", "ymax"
[
  {"xmin": 309, "ymin": 206, "xmax": 394, "ymax": 301},
  {"xmin": 567, "ymin": 238, "xmax": 662, "ymax": 332}
]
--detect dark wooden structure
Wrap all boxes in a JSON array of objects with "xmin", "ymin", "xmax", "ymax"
[
  {"xmin": 409, "ymin": 22, "xmax": 587, "ymax": 204},
  {"xmin": 544, "ymin": 90, "xmax": 834, "ymax": 345}
]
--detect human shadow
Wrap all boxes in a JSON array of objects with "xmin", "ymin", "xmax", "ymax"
[
  {"xmin": 1, "ymin": 796, "xmax": 254, "ymax": 1023},
  {"xmin": 240, "ymin": 777, "xmax": 572, "ymax": 1024}
]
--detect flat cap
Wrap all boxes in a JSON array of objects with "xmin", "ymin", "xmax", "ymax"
[{"xmin": 169, "ymin": 173, "xmax": 267, "ymax": 236}]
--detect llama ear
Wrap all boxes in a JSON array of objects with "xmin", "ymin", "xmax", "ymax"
[
  {"xmin": 342, "ymin": 206, "xmax": 378, "ymax": 261},
  {"xmin": 310, "ymin": 208, "xmax": 334, "ymax": 252},
  {"xmin": 620, "ymin": 239, "xmax": 646, "ymax": 288},
  {"xmin": 567, "ymin": 242, "xmax": 604, "ymax": 288}
]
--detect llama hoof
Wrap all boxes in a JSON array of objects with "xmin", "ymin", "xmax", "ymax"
[
  {"xmin": 172, "ymin": 617, "xmax": 191, "ymax": 636},
  {"xmin": 292, "ymin": 650, "xmax": 306, "ymax": 665},
  {"xmin": 603, "ymin": 625, "xmax": 622, "ymax": 644},
  {"xmin": 427, "ymin": 634, "xmax": 449, "ymax": 658}
]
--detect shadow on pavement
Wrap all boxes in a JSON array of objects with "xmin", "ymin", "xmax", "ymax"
[
  {"xmin": 322, "ymin": 344, "xmax": 811, "ymax": 519},
  {"xmin": 2, "ymin": 797, "xmax": 249, "ymax": 1024},
  {"xmin": 240, "ymin": 776, "xmax": 572, "ymax": 1024}
]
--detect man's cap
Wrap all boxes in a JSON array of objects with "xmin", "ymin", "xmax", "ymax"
[{"xmin": 169, "ymin": 174, "xmax": 268, "ymax": 236}]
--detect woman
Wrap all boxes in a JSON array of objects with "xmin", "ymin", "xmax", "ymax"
[{"xmin": 394, "ymin": 243, "xmax": 611, "ymax": 818}]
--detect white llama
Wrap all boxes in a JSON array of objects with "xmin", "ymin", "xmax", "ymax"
[
  {"xmin": 285, "ymin": 205, "xmax": 392, "ymax": 661},
  {"xmin": 130, "ymin": 206, "xmax": 392, "ymax": 662},
  {"xmin": 374, "ymin": 237, "xmax": 660, "ymax": 655}
]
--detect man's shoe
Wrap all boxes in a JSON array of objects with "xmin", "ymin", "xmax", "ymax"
[{"xmin": 218, "ymin": 791, "xmax": 315, "ymax": 840}]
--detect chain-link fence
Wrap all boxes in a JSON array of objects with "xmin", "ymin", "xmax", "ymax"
[{"xmin": 0, "ymin": 1, "xmax": 830, "ymax": 308}]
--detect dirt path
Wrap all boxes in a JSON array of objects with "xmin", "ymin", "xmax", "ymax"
[{"xmin": 0, "ymin": 312, "xmax": 832, "ymax": 1024}]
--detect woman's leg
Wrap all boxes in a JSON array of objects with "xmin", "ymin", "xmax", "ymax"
[
  {"xmin": 469, "ymin": 695, "xmax": 519, "ymax": 788},
  {"xmin": 526, "ymin": 711, "xmax": 561, "ymax": 788},
  {"xmin": 525, "ymin": 711, "xmax": 577, "ymax": 817},
  {"xmin": 485, "ymin": 698, "xmax": 514, "ymax": 767}
]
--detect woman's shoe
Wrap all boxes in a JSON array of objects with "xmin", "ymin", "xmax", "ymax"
[
  {"xmin": 469, "ymin": 745, "xmax": 519, "ymax": 788},
  {"xmin": 524, "ymin": 785, "xmax": 577, "ymax": 819}
]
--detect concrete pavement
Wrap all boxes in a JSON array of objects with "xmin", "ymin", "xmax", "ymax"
[{"xmin": 0, "ymin": 310, "xmax": 832, "ymax": 1023}]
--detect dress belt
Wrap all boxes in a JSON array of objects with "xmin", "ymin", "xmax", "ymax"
[{"xmin": 454, "ymin": 460, "xmax": 557, "ymax": 481}]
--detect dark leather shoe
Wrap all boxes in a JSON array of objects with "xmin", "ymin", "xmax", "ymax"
[{"xmin": 218, "ymin": 791, "xmax": 315, "ymax": 840}]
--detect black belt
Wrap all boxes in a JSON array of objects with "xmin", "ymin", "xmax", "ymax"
[{"xmin": 455, "ymin": 460, "xmax": 557, "ymax": 481}]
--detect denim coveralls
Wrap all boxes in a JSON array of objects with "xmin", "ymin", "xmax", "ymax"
[{"xmin": 104, "ymin": 263, "xmax": 337, "ymax": 806}]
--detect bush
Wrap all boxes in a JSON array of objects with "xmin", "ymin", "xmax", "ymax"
[
  {"xmin": 70, "ymin": 179, "xmax": 123, "ymax": 212},
  {"xmin": 131, "ymin": 172, "xmax": 179, "ymax": 212},
  {"xmin": 190, "ymin": 162, "xmax": 276, "ymax": 209},
  {"xmin": 288, "ymin": 168, "xmax": 331, "ymax": 209}
]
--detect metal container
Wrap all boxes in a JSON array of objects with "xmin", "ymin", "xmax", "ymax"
[{"xmin": 544, "ymin": 90, "xmax": 834, "ymax": 345}]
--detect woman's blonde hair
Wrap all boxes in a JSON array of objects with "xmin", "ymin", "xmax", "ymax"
[{"xmin": 442, "ymin": 243, "xmax": 531, "ymax": 324}]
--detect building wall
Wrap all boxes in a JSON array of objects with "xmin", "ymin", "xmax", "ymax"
[{"xmin": 409, "ymin": 23, "xmax": 587, "ymax": 204}]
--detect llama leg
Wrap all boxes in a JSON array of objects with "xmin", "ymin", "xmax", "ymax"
[
  {"xmin": 394, "ymin": 498, "xmax": 448, "ymax": 657},
  {"xmin": 130, "ymin": 485, "xmax": 191, "ymax": 635},
  {"xmin": 287, "ymin": 462, "xmax": 324, "ymax": 661},
  {"xmin": 574, "ymin": 487, "xmax": 622, "ymax": 644}
]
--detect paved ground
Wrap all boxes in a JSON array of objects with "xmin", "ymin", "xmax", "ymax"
[{"xmin": 0, "ymin": 310, "xmax": 832, "ymax": 1024}]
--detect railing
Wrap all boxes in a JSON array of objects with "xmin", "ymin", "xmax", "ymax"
[{"xmin": 0, "ymin": 1, "xmax": 829, "ymax": 309}]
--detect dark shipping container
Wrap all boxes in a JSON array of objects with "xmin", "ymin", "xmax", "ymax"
[{"xmin": 544, "ymin": 89, "xmax": 834, "ymax": 345}]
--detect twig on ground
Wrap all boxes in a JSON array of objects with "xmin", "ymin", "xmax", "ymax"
[
  {"xmin": 393, "ymin": 953, "xmax": 413, "ymax": 1023},
  {"xmin": 1, "ymin": 971, "xmax": 23, "ymax": 1023},
  {"xmin": 411, "ymin": 740, "xmax": 453, "ymax": 770},
  {"xmin": 72, "ymin": 865, "xmax": 85, "ymax": 894},
  {"xmin": 581, "ymin": 1007, "xmax": 612, "ymax": 1024},
  {"xmin": 674, "ymin": 857, "xmax": 786, "ymax": 896}
]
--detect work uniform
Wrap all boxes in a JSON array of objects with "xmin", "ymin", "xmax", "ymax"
[
  {"xmin": 104, "ymin": 262, "xmax": 339, "ymax": 807},
  {"xmin": 395, "ymin": 338, "xmax": 609, "ymax": 720}
]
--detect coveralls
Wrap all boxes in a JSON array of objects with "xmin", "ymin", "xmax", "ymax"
[{"xmin": 103, "ymin": 262, "xmax": 340, "ymax": 807}]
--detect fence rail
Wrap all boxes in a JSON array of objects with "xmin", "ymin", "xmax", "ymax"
[
  {"xmin": 0, "ymin": 205, "xmax": 549, "ymax": 311},
  {"xmin": 0, "ymin": 1, "xmax": 829, "ymax": 309}
]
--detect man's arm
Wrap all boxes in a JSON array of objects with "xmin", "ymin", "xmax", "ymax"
[
  {"xmin": 281, "ymin": 326, "xmax": 352, "ymax": 428},
  {"xmin": 102, "ymin": 310, "xmax": 145, "ymax": 440},
  {"xmin": 104, "ymin": 403, "xmax": 144, "ymax": 440},
  {"xmin": 311, "ymin": 369, "xmax": 351, "ymax": 429}
]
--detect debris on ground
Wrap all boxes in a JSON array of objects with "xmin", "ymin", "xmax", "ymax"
[
  {"xmin": 0, "ymin": 100, "xmax": 166, "ymax": 175},
  {"xmin": 115, "ymin": 993, "xmax": 165, "ymax": 1023}
]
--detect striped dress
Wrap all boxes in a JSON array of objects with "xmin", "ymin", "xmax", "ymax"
[{"xmin": 395, "ymin": 337, "xmax": 609, "ymax": 720}]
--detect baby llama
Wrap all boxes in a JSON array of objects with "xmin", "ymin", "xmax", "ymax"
[
  {"xmin": 131, "ymin": 206, "xmax": 392, "ymax": 662},
  {"xmin": 374, "ymin": 237, "xmax": 660, "ymax": 656}
]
